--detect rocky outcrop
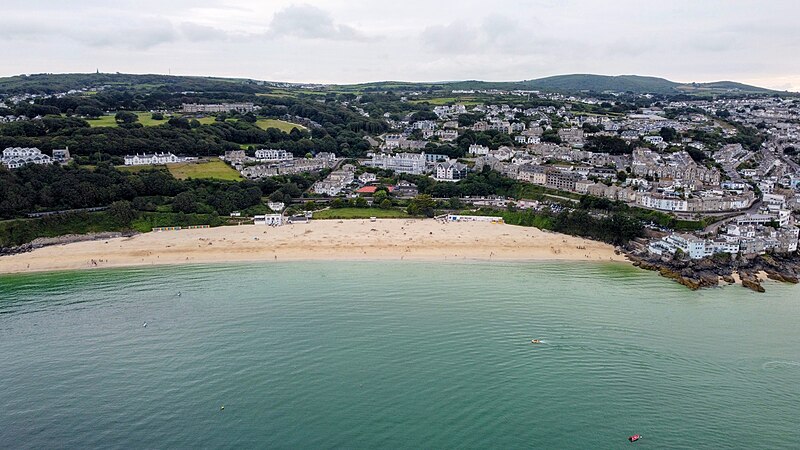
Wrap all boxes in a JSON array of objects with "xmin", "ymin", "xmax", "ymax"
[
  {"xmin": 0, "ymin": 231, "xmax": 138, "ymax": 257},
  {"xmin": 626, "ymin": 251, "xmax": 799, "ymax": 293}
]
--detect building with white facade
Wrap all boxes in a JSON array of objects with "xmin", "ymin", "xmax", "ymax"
[
  {"xmin": 124, "ymin": 153, "xmax": 181, "ymax": 166},
  {"xmin": 435, "ymin": 160, "xmax": 468, "ymax": 181},
  {"xmin": 1, "ymin": 147, "xmax": 53, "ymax": 169},
  {"xmin": 366, "ymin": 152, "xmax": 427, "ymax": 174},
  {"xmin": 254, "ymin": 214, "xmax": 283, "ymax": 226},
  {"xmin": 182, "ymin": 103, "xmax": 255, "ymax": 113},
  {"xmin": 255, "ymin": 149, "xmax": 293, "ymax": 162}
]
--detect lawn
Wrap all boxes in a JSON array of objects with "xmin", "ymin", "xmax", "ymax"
[
  {"xmin": 313, "ymin": 208, "xmax": 410, "ymax": 219},
  {"xmin": 256, "ymin": 119, "xmax": 306, "ymax": 133},
  {"xmin": 85, "ymin": 112, "xmax": 168, "ymax": 128},
  {"xmin": 166, "ymin": 159, "xmax": 243, "ymax": 181},
  {"xmin": 116, "ymin": 165, "xmax": 167, "ymax": 174}
]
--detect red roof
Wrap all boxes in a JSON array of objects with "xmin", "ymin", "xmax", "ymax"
[{"xmin": 356, "ymin": 185, "xmax": 395, "ymax": 194}]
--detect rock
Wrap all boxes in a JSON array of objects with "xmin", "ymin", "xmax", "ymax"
[
  {"xmin": 742, "ymin": 278, "xmax": 765, "ymax": 293},
  {"xmin": 722, "ymin": 274, "xmax": 736, "ymax": 284}
]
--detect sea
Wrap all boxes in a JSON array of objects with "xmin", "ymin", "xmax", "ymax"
[{"xmin": 0, "ymin": 261, "xmax": 798, "ymax": 449}]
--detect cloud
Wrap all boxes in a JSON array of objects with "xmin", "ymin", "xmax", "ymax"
[
  {"xmin": 0, "ymin": 14, "xmax": 178, "ymax": 50},
  {"xmin": 420, "ymin": 21, "xmax": 477, "ymax": 54},
  {"xmin": 267, "ymin": 4, "xmax": 367, "ymax": 41},
  {"xmin": 74, "ymin": 18, "xmax": 179, "ymax": 49},
  {"xmin": 180, "ymin": 22, "xmax": 232, "ymax": 42}
]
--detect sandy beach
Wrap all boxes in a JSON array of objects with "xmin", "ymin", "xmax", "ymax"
[{"xmin": 0, "ymin": 219, "xmax": 626, "ymax": 274}]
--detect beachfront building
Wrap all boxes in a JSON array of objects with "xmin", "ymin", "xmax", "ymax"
[
  {"xmin": 124, "ymin": 153, "xmax": 181, "ymax": 166},
  {"xmin": 446, "ymin": 214, "xmax": 505, "ymax": 224},
  {"xmin": 254, "ymin": 214, "xmax": 283, "ymax": 226},
  {"xmin": 1, "ymin": 147, "xmax": 53, "ymax": 169}
]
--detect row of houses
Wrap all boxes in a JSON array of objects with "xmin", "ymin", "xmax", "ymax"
[
  {"xmin": 649, "ymin": 225, "xmax": 799, "ymax": 259},
  {"xmin": 181, "ymin": 103, "xmax": 255, "ymax": 113},
  {"xmin": 124, "ymin": 153, "xmax": 183, "ymax": 166},
  {"xmin": 1, "ymin": 147, "xmax": 70, "ymax": 169}
]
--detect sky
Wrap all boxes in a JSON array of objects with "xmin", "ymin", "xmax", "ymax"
[{"xmin": 1, "ymin": 0, "xmax": 799, "ymax": 91}]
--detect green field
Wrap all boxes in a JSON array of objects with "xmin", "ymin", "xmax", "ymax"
[
  {"xmin": 166, "ymin": 159, "xmax": 243, "ymax": 181},
  {"xmin": 256, "ymin": 119, "xmax": 306, "ymax": 132},
  {"xmin": 313, "ymin": 208, "xmax": 410, "ymax": 219},
  {"xmin": 85, "ymin": 112, "xmax": 169, "ymax": 128},
  {"xmin": 116, "ymin": 165, "xmax": 165, "ymax": 174}
]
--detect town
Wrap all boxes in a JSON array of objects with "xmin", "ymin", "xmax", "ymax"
[{"xmin": 1, "ymin": 74, "xmax": 799, "ymax": 286}]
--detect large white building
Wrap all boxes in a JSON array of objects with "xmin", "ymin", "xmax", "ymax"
[
  {"xmin": 181, "ymin": 103, "xmax": 255, "ymax": 113},
  {"xmin": 1, "ymin": 147, "xmax": 53, "ymax": 169},
  {"xmin": 366, "ymin": 152, "xmax": 427, "ymax": 174},
  {"xmin": 124, "ymin": 153, "xmax": 181, "ymax": 166}
]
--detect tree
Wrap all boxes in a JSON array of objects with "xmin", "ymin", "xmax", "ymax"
[
  {"xmin": 379, "ymin": 199, "xmax": 392, "ymax": 209},
  {"xmin": 373, "ymin": 190, "xmax": 388, "ymax": 205},
  {"xmin": 114, "ymin": 111, "xmax": 138, "ymax": 124},
  {"xmin": 659, "ymin": 127, "xmax": 678, "ymax": 142},
  {"xmin": 168, "ymin": 116, "xmax": 191, "ymax": 129},
  {"xmin": 172, "ymin": 191, "xmax": 198, "ymax": 213},
  {"xmin": 407, "ymin": 194, "xmax": 436, "ymax": 217},
  {"xmin": 151, "ymin": 112, "xmax": 164, "ymax": 120},
  {"xmin": 108, "ymin": 200, "xmax": 136, "ymax": 226},
  {"xmin": 75, "ymin": 105, "xmax": 103, "ymax": 118}
]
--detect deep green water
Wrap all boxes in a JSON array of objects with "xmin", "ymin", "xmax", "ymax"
[{"xmin": 0, "ymin": 261, "xmax": 798, "ymax": 449}]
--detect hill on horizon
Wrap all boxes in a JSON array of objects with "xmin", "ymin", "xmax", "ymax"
[{"xmin": 0, "ymin": 72, "xmax": 787, "ymax": 97}]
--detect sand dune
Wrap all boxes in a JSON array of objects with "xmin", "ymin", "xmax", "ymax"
[{"xmin": 0, "ymin": 219, "xmax": 627, "ymax": 274}]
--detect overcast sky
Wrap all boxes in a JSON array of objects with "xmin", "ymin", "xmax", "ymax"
[{"xmin": 1, "ymin": 0, "xmax": 798, "ymax": 90}]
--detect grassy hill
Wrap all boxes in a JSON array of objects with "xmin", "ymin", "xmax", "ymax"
[
  {"xmin": 0, "ymin": 72, "xmax": 786, "ymax": 97},
  {"xmin": 0, "ymin": 73, "xmax": 269, "ymax": 95}
]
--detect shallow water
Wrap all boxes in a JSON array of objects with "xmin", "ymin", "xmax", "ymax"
[{"xmin": 1, "ymin": 261, "xmax": 798, "ymax": 448}]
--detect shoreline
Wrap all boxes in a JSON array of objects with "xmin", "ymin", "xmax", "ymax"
[{"xmin": 0, "ymin": 219, "xmax": 627, "ymax": 275}]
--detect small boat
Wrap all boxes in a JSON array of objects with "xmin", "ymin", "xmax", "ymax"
[
  {"xmin": 142, "ymin": 322, "xmax": 147, "ymax": 328},
  {"xmin": 628, "ymin": 434, "xmax": 641, "ymax": 442},
  {"xmin": 531, "ymin": 339, "xmax": 541, "ymax": 344}
]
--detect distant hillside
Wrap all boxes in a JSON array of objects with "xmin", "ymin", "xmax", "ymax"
[
  {"xmin": 520, "ymin": 74, "xmax": 680, "ymax": 94},
  {"xmin": 344, "ymin": 75, "xmax": 782, "ymax": 96},
  {"xmin": 0, "ymin": 72, "xmax": 785, "ymax": 97},
  {"xmin": 0, "ymin": 73, "xmax": 267, "ymax": 95}
]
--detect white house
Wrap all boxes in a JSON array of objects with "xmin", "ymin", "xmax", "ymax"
[
  {"xmin": 468, "ymin": 144, "xmax": 489, "ymax": 156},
  {"xmin": 435, "ymin": 160, "xmax": 468, "ymax": 181},
  {"xmin": 358, "ymin": 172, "xmax": 377, "ymax": 184}
]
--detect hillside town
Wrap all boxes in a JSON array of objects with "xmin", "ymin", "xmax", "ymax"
[{"xmin": 2, "ymin": 83, "xmax": 799, "ymax": 275}]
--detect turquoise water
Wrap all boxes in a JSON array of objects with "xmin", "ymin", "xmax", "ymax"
[{"xmin": 1, "ymin": 261, "xmax": 799, "ymax": 449}]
